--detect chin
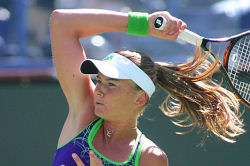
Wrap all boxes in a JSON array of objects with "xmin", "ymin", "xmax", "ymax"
[{"xmin": 94, "ymin": 107, "xmax": 105, "ymax": 117}]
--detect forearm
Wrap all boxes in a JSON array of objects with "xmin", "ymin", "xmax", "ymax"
[
  {"xmin": 50, "ymin": 8, "xmax": 186, "ymax": 41},
  {"xmin": 50, "ymin": 9, "xmax": 128, "ymax": 39}
]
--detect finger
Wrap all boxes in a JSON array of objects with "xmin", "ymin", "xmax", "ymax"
[
  {"xmin": 72, "ymin": 153, "xmax": 85, "ymax": 166},
  {"xmin": 176, "ymin": 20, "xmax": 182, "ymax": 31},
  {"xmin": 89, "ymin": 150, "xmax": 97, "ymax": 165},
  {"xmin": 168, "ymin": 19, "xmax": 181, "ymax": 36},
  {"xmin": 180, "ymin": 21, "xmax": 187, "ymax": 30},
  {"xmin": 164, "ymin": 17, "xmax": 179, "ymax": 35},
  {"xmin": 89, "ymin": 150, "xmax": 103, "ymax": 166},
  {"xmin": 171, "ymin": 31, "xmax": 180, "ymax": 40},
  {"xmin": 96, "ymin": 158, "xmax": 103, "ymax": 166},
  {"xmin": 163, "ymin": 19, "xmax": 175, "ymax": 34},
  {"xmin": 167, "ymin": 20, "xmax": 187, "ymax": 38},
  {"xmin": 169, "ymin": 20, "xmax": 178, "ymax": 35}
]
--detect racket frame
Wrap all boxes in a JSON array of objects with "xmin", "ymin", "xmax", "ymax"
[
  {"xmin": 196, "ymin": 31, "xmax": 250, "ymax": 108},
  {"xmin": 154, "ymin": 15, "xmax": 250, "ymax": 107}
]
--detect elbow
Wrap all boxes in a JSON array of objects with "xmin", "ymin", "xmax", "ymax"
[
  {"xmin": 50, "ymin": 9, "xmax": 64, "ymax": 29},
  {"xmin": 50, "ymin": 9, "xmax": 64, "ymax": 20}
]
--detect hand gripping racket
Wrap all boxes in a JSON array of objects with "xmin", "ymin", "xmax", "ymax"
[{"xmin": 154, "ymin": 17, "xmax": 250, "ymax": 108}]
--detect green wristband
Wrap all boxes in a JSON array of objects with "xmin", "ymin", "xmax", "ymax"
[{"xmin": 126, "ymin": 12, "xmax": 149, "ymax": 36}]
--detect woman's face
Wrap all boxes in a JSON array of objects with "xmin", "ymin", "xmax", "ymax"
[{"xmin": 93, "ymin": 73, "xmax": 142, "ymax": 121}]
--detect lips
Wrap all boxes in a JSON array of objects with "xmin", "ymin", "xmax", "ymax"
[{"xmin": 95, "ymin": 101, "xmax": 104, "ymax": 105}]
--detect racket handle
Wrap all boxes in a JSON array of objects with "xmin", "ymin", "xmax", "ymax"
[{"xmin": 154, "ymin": 16, "xmax": 203, "ymax": 46}]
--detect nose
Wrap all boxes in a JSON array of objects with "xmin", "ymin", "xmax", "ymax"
[{"xmin": 95, "ymin": 84, "xmax": 104, "ymax": 98}]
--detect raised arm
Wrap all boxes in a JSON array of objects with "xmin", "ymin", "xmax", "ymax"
[
  {"xmin": 50, "ymin": 9, "xmax": 185, "ymax": 115},
  {"xmin": 50, "ymin": 9, "xmax": 129, "ymax": 119},
  {"xmin": 50, "ymin": 9, "xmax": 135, "ymax": 147}
]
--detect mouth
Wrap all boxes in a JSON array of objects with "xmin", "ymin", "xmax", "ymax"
[{"xmin": 95, "ymin": 101, "xmax": 104, "ymax": 105}]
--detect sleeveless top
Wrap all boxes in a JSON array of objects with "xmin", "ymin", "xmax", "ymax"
[{"xmin": 51, "ymin": 118, "xmax": 144, "ymax": 166}]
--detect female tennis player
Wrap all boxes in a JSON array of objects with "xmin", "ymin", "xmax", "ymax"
[{"xmin": 49, "ymin": 9, "xmax": 245, "ymax": 166}]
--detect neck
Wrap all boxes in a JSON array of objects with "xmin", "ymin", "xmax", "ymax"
[{"xmin": 102, "ymin": 120, "xmax": 138, "ymax": 142}]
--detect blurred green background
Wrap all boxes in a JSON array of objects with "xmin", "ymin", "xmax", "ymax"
[
  {"xmin": 0, "ymin": 0, "xmax": 249, "ymax": 165},
  {"xmin": 0, "ymin": 80, "xmax": 249, "ymax": 166}
]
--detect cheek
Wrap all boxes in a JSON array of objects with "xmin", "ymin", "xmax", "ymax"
[
  {"xmin": 109, "ymin": 90, "xmax": 136, "ymax": 107},
  {"xmin": 98, "ymin": 88, "xmax": 137, "ymax": 110}
]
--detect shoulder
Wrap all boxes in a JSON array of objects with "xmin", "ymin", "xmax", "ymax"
[{"xmin": 139, "ymin": 135, "xmax": 169, "ymax": 166}]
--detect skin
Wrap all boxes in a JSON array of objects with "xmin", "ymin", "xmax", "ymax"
[
  {"xmin": 94, "ymin": 73, "xmax": 145, "ymax": 123},
  {"xmin": 50, "ymin": 9, "xmax": 186, "ymax": 166},
  {"xmin": 61, "ymin": 151, "xmax": 103, "ymax": 166}
]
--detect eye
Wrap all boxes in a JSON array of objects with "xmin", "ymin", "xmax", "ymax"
[
  {"xmin": 96, "ymin": 78, "xmax": 101, "ymax": 84},
  {"xmin": 108, "ymin": 82, "xmax": 116, "ymax": 86}
]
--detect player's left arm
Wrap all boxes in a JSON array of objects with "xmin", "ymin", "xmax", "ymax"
[{"xmin": 139, "ymin": 138, "xmax": 169, "ymax": 166}]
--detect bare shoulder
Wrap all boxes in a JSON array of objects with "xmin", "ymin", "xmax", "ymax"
[{"xmin": 139, "ymin": 136, "xmax": 169, "ymax": 166}]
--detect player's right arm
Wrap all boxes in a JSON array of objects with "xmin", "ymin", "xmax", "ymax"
[
  {"xmin": 50, "ymin": 9, "xmax": 128, "ymax": 111},
  {"xmin": 49, "ymin": 9, "xmax": 184, "ymax": 115},
  {"xmin": 49, "ymin": 9, "xmax": 129, "ymax": 144}
]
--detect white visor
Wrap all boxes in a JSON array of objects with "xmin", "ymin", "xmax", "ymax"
[{"xmin": 80, "ymin": 53, "xmax": 155, "ymax": 98}]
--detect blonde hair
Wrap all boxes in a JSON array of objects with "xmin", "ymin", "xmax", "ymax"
[{"xmin": 117, "ymin": 47, "xmax": 245, "ymax": 143}]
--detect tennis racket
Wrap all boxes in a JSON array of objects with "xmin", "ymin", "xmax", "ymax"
[{"xmin": 154, "ymin": 16, "xmax": 250, "ymax": 108}]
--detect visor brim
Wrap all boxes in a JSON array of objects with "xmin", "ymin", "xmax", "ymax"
[{"xmin": 80, "ymin": 59, "xmax": 128, "ymax": 79}]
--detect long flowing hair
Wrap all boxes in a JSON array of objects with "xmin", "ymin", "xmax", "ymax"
[{"xmin": 117, "ymin": 47, "xmax": 245, "ymax": 143}]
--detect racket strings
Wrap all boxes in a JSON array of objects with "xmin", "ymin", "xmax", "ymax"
[
  {"xmin": 228, "ymin": 35, "xmax": 250, "ymax": 103},
  {"xmin": 232, "ymin": 43, "xmax": 249, "ymax": 72}
]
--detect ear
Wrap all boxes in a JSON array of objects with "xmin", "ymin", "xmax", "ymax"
[{"xmin": 134, "ymin": 91, "xmax": 148, "ymax": 106}]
